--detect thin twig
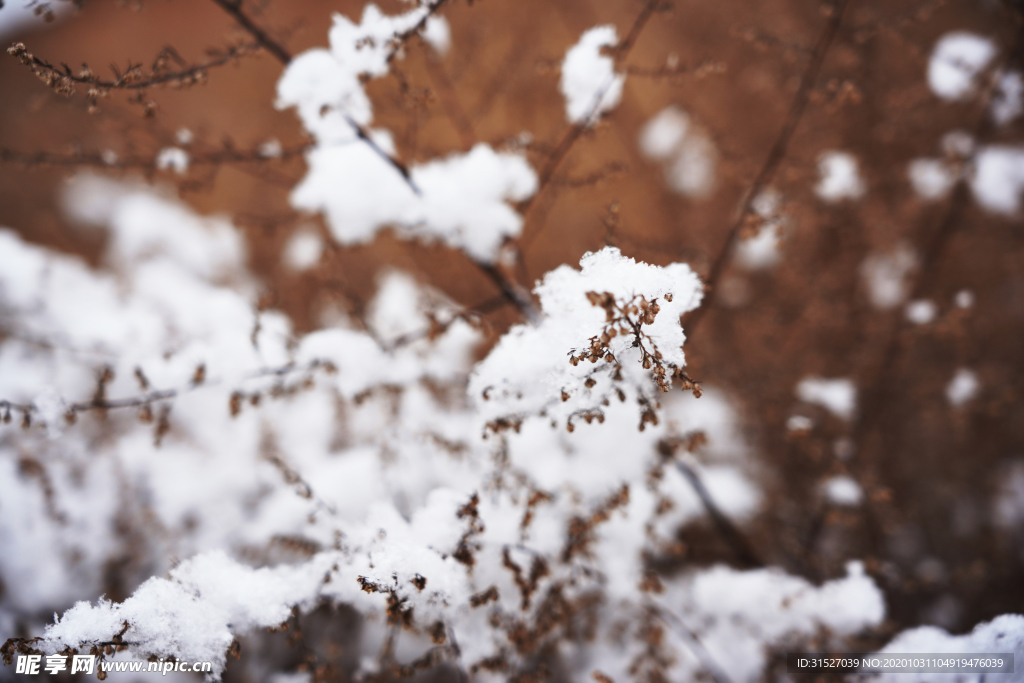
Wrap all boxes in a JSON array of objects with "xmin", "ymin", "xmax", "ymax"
[
  {"xmin": 656, "ymin": 606, "xmax": 736, "ymax": 683},
  {"xmin": 682, "ymin": 0, "xmax": 851, "ymax": 334},
  {"xmin": 0, "ymin": 359, "xmax": 330, "ymax": 423},
  {"xmin": 6, "ymin": 41, "xmax": 259, "ymax": 93},
  {"xmin": 664, "ymin": 444, "xmax": 763, "ymax": 568},
  {"xmin": 520, "ymin": 0, "xmax": 662, "ymax": 248},
  {"xmin": 208, "ymin": 0, "xmax": 293, "ymax": 64},
  {"xmin": 207, "ymin": 0, "xmax": 425, "ymax": 195},
  {"xmin": 0, "ymin": 142, "xmax": 310, "ymax": 169}
]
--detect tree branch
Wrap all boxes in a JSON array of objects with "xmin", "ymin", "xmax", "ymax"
[{"xmin": 682, "ymin": 0, "xmax": 851, "ymax": 334}]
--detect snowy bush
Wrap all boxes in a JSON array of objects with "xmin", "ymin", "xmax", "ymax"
[{"xmin": 2, "ymin": 1, "xmax": 1023, "ymax": 682}]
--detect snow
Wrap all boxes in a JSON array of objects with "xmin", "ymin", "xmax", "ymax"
[
  {"xmin": 639, "ymin": 106, "xmax": 689, "ymax": 160},
  {"xmin": 282, "ymin": 228, "xmax": 324, "ymax": 272},
  {"xmin": 946, "ymin": 367, "xmax": 979, "ymax": 406},
  {"xmin": 969, "ymin": 146, "xmax": 1024, "ymax": 215},
  {"xmin": 470, "ymin": 246, "xmax": 704, "ymax": 426},
  {"xmin": 422, "ymin": 15, "xmax": 451, "ymax": 55},
  {"xmin": 560, "ymin": 25, "xmax": 625, "ymax": 125},
  {"xmin": 679, "ymin": 562, "xmax": 884, "ymax": 683},
  {"xmin": 872, "ymin": 614, "xmax": 1024, "ymax": 683},
  {"xmin": 258, "ymin": 138, "xmax": 283, "ymax": 159},
  {"xmin": 277, "ymin": 3, "xmax": 536, "ymax": 263},
  {"xmin": 640, "ymin": 106, "xmax": 718, "ymax": 198},
  {"xmin": 815, "ymin": 151, "xmax": 865, "ymax": 202},
  {"xmin": 156, "ymin": 147, "xmax": 190, "ymax": 175},
  {"xmin": 909, "ymin": 157, "xmax": 957, "ymax": 200},
  {"xmin": 290, "ymin": 140, "xmax": 536, "ymax": 263},
  {"xmin": 823, "ymin": 475, "xmax": 863, "ymax": 506},
  {"xmin": 796, "ymin": 376, "xmax": 856, "ymax": 420},
  {"xmin": 955, "ymin": 289, "xmax": 975, "ymax": 309},
  {"xmin": 993, "ymin": 71, "xmax": 1024, "ymax": 125},
  {"xmin": 787, "ymin": 414, "xmax": 813, "ymax": 432},
  {"xmin": 736, "ymin": 189, "xmax": 784, "ymax": 269},
  {"xmin": 861, "ymin": 244, "xmax": 918, "ymax": 309},
  {"xmin": 905, "ymin": 299, "xmax": 938, "ymax": 325},
  {"xmin": 927, "ymin": 32, "xmax": 997, "ymax": 101}
]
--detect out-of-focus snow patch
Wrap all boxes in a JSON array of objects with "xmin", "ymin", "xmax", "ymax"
[
  {"xmin": 796, "ymin": 376, "xmax": 856, "ymax": 420},
  {"xmin": 156, "ymin": 147, "xmax": 190, "ymax": 175},
  {"xmin": 422, "ymin": 15, "xmax": 451, "ymax": 55},
  {"xmin": 993, "ymin": 71, "xmax": 1023, "ymax": 125},
  {"xmin": 872, "ymin": 614, "xmax": 1024, "ymax": 683},
  {"xmin": 823, "ymin": 475, "xmax": 863, "ymax": 506},
  {"xmin": 0, "ymin": 0, "xmax": 76, "ymax": 40},
  {"xmin": 258, "ymin": 138, "xmax": 283, "ymax": 159},
  {"xmin": 639, "ymin": 106, "xmax": 689, "ymax": 160},
  {"xmin": 945, "ymin": 367, "xmax": 979, "ymax": 406},
  {"xmin": 736, "ymin": 189, "xmax": 785, "ymax": 269},
  {"xmin": 560, "ymin": 25, "xmax": 625, "ymax": 125},
  {"xmin": 175, "ymin": 128, "xmax": 194, "ymax": 146},
  {"xmin": 815, "ymin": 151, "xmax": 865, "ymax": 202},
  {"xmin": 861, "ymin": 244, "xmax": 918, "ymax": 309},
  {"xmin": 291, "ymin": 142, "xmax": 536, "ymax": 263},
  {"xmin": 905, "ymin": 299, "xmax": 937, "ymax": 325},
  {"xmin": 639, "ymin": 105, "xmax": 718, "ymax": 199},
  {"xmin": 993, "ymin": 461, "xmax": 1024, "ymax": 530},
  {"xmin": 282, "ymin": 228, "xmax": 324, "ymax": 272},
  {"xmin": 787, "ymin": 414, "xmax": 814, "ymax": 432},
  {"xmin": 954, "ymin": 289, "xmax": 975, "ymax": 308},
  {"xmin": 682, "ymin": 562, "xmax": 885, "ymax": 683},
  {"xmin": 927, "ymin": 32, "xmax": 997, "ymax": 101},
  {"xmin": 909, "ymin": 158, "xmax": 957, "ymax": 200},
  {"xmin": 969, "ymin": 145, "xmax": 1024, "ymax": 215}
]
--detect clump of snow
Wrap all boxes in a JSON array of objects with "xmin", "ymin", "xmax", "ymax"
[
  {"xmin": 41, "ymin": 551, "xmax": 336, "ymax": 675},
  {"xmin": 282, "ymin": 229, "xmax": 324, "ymax": 272},
  {"xmin": 861, "ymin": 244, "xmax": 918, "ymax": 309},
  {"xmin": 796, "ymin": 377, "xmax": 857, "ymax": 420},
  {"xmin": 679, "ymin": 561, "xmax": 885, "ymax": 683},
  {"xmin": 639, "ymin": 106, "xmax": 719, "ymax": 199},
  {"xmin": 175, "ymin": 128, "xmax": 194, "ymax": 146},
  {"xmin": 291, "ymin": 141, "xmax": 537, "ymax": 263},
  {"xmin": 470, "ymin": 246, "xmax": 703, "ymax": 426},
  {"xmin": 156, "ymin": 147, "xmax": 189, "ymax": 175},
  {"xmin": 927, "ymin": 32, "xmax": 997, "ymax": 101},
  {"xmin": 969, "ymin": 145, "xmax": 1024, "ymax": 215},
  {"xmin": 823, "ymin": 475, "xmax": 863, "ymax": 506},
  {"xmin": 277, "ymin": 4, "xmax": 536, "ymax": 263},
  {"xmin": 905, "ymin": 299, "xmax": 937, "ymax": 325},
  {"xmin": 815, "ymin": 151, "xmax": 865, "ymax": 202},
  {"xmin": 945, "ymin": 367, "xmax": 979, "ymax": 406},
  {"xmin": 560, "ymin": 25, "xmax": 625, "ymax": 125}
]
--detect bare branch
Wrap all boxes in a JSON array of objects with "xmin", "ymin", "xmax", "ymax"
[{"xmin": 682, "ymin": 0, "xmax": 851, "ymax": 335}]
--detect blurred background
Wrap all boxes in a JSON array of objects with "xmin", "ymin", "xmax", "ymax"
[{"xmin": 1, "ymin": 0, "xmax": 1022, "ymax": 644}]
